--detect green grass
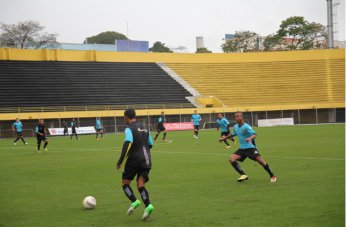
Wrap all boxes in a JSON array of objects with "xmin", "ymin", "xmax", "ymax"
[{"xmin": 0, "ymin": 124, "xmax": 344, "ymax": 227}]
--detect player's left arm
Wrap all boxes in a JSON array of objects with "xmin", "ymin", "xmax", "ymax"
[
  {"xmin": 116, "ymin": 128, "xmax": 133, "ymax": 170},
  {"xmin": 148, "ymin": 133, "xmax": 154, "ymax": 149},
  {"xmin": 245, "ymin": 126, "xmax": 257, "ymax": 142}
]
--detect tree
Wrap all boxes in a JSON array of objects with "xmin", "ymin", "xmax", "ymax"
[
  {"xmin": 263, "ymin": 34, "xmax": 282, "ymax": 51},
  {"xmin": 0, "ymin": 20, "xmax": 57, "ymax": 49},
  {"xmin": 149, "ymin": 41, "xmax": 173, "ymax": 53},
  {"xmin": 195, "ymin": 47, "xmax": 212, "ymax": 53},
  {"xmin": 85, "ymin": 31, "xmax": 128, "ymax": 44},
  {"xmin": 276, "ymin": 16, "xmax": 326, "ymax": 50},
  {"xmin": 221, "ymin": 31, "xmax": 257, "ymax": 53}
]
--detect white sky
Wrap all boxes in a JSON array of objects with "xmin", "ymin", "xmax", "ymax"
[{"xmin": 0, "ymin": 0, "xmax": 345, "ymax": 52}]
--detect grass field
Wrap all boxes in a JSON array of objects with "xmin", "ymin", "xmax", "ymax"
[{"xmin": 0, "ymin": 124, "xmax": 344, "ymax": 227}]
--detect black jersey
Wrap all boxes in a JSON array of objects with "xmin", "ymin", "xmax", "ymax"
[
  {"xmin": 35, "ymin": 124, "xmax": 45, "ymax": 136},
  {"xmin": 125, "ymin": 121, "xmax": 152, "ymax": 169}
]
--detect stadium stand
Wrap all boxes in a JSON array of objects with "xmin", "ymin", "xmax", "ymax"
[
  {"xmin": 0, "ymin": 61, "xmax": 193, "ymax": 107},
  {"xmin": 167, "ymin": 59, "xmax": 345, "ymax": 108}
]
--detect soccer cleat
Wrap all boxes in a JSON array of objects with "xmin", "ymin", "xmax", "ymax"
[
  {"xmin": 237, "ymin": 175, "xmax": 249, "ymax": 182},
  {"xmin": 271, "ymin": 176, "xmax": 277, "ymax": 183},
  {"xmin": 226, "ymin": 146, "xmax": 232, "ymax": 149},
  {"xmin": 162, "ymin": 139, "xmax": 168, "ymax": 143},
  {"xmin": 196, "ymin": 136, "xmax": 199, "ymax": 139},
  {"xmin": 231, "ymin": 138, "xmax": 236, "ymax": 144},
  {"xmin": 14, "ymin": 143, "xmax": 17, "ymax": 146},
  {"xmin": 45, "ymin": 148, "xmax": 48, "ymax": 152},
  {"xmin": 127, "ymin": 199, "xmax": 141, "ymax": 215},
  {"xmin": 25, "ymin": 142, "xmax": 28, "ymax": 145},
  {"xmin": 142, "ymin": 204, "xmax": 154, "ymax": 221}
]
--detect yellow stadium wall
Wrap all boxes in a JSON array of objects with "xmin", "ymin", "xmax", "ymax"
[{"xmin": 0, "ymin": 48, "xmax": 344, "ymax": 63}]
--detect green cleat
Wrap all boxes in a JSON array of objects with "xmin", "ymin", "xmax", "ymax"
[
  {"xmin": 237, "ymin": 175, "xmax": 249, "ymax": 182},
  {"xmin": 142, "ymin": 204, "xmax": 154, "ymax": 221},
  {"xmin": 127, "ymin": 199, "xmax": 141, "ymax": 215}
]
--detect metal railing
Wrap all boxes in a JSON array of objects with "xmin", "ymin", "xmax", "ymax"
[{"xmin": 0, "ymin": 103, "xmax": 195, "ymax": 114}]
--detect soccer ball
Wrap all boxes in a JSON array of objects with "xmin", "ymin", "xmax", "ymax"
[{"xmin": 83, "ymin": 196, "xmax": 96, "ymax": 209}]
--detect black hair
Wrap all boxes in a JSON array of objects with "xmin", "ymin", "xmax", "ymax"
[{"xmin": 124, "ymin": 108, "xmax": 136, "ymax": 119}]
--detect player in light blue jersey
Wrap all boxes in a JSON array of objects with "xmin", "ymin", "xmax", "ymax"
[
  {"xmin": 95, "ymin": 117, "xmax": 104, "ymax": 141},
  {"xmin": 191, "ymin": 110, "xmax": 201, "ymax": 139},
  {"xmin": 12, "ymin": 118, "xmax": 28, "ymax": 145},
  {"xmin": 220, "ymin": 112, "xmax": 276, "ymax": 183},
  {"xmin": 216, "ymin": 113, "xmax": 235, "ymax": 148}
]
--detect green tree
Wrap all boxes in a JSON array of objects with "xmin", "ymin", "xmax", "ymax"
[
  {"xmin": 195, "ymin": 47, "xmax": 212, "ymax": 53},
  {"xmin": 0, "ymin": 20, "xmax": 57, "ymax": 49},
  {"xmin": 276, "ymin": 16, "xmax": 326, "ymax": 50},
  {"xmin": 149, "ymin": 41, "xmax": 173, "ymax": 52},
  {"xmin": 263, "ymin": 34, "xmax": 282, "ymax": 51},
  {"xmin": 221, "ymin": 31, "xmax": 257, "ymax": 53},
  {"xmin": 85, "ymin": 31, "xmax": 128, "ymax": 44}
]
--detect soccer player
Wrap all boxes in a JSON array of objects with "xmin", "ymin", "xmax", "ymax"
[
  {"xmin": 216, "ymin": 113, "xmax": 234, "ymax": 148},
  {"xmin": 63, "ymin": 121, "xmax": 69, "ymax": 136},
  {"xmin": 220, "ymin": 112, "xmax": 277, "ymax": 183},
  {"xmin": 153, "ymin": 111, "xmax": 168, "ymax": 142},
  {"xmin": 12, "ymin": 118, "xmax": 28, "ymax": 145},
  {"xmin": 95, "ymin": 117, "xmax": 104, "ymax": 141},
  {"xmin": 70, "ymin": 119, "xmax": 79, "ymax": 140},
  {"xmin": 191, "ymin": 110, "xmax": 201, "ymax": 139},
  {"xmin": 35, "ymin": 119, "xmax": 48, "ymax": 153},
  {"xmin": 116, "ymin": 109, "xmax": 154, "ymax": 221}
]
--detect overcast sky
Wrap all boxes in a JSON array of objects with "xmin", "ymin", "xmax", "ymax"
[{"xmin": 0, "ymin": 0, "xmax": 345, "ymax": 52}]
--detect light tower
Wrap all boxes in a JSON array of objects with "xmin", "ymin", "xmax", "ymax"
[{"xmin": 326, "ymin": 0, "xmax": 334, "ymax": 48}]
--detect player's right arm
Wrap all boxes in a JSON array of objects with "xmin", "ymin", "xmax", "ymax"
[
  {"xmin": 35, "ymin": 126, "xmax": 42, "ymax": 136},
  {"xmin": 116, "ymin": 128, "xmax": 133, "ymax": 170},
  {"xmin": 12, "ymin": 123, "xmax": 15, "ymax": 131}
]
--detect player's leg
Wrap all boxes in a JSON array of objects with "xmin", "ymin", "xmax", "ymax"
[
  {"xmin": 43, "ymin": 138, "xmax": 48, "ymax": 151},
  {"xmin": 137, "ymin": 174, "xmax": 154, "ymax": 221},
  {"xmin": 162, "ymin": 130, "xmax": 167, "ymax": 142},
  {"xmin": 154, "ymin": 130, "xmax": 160, "ymax": 141},
  {"xmin": 75, "ymin": 131, "xmax": 79, "ymax": 139},
  {"xmin": 70, "ymin": 132, "xmax": 73, "ymax": 139},
  {"xmin": 254, "ymin": 155, "xmax": 276, "ymax": 182},
  {"xmin": 229, "ymin": 152, "xmax": 248, "ymax": 181},
  {"xmin": 37, "ymin": 137, "xmax": 42, "ymax": 152},
  {"xmin": 96, "ymin": 131, "xmax": 98, "ymax": 139},
  {"xmin": 14, "ymin": 134, "xmax": 20, "ymax": 144},
  {"xmin": 20, "ymin": 134, "xmax": 27, "ymax": 144},
  {"xmin": 122, "ymin": 168, "xmax": 141, "ymax": 215},
  {"xmin": 221, "ymin": 132, "xmax": 231, "ymax": 147},
  {"xmin": 101, "ymin": 130, "xmax": 104, "ymax": 138}
]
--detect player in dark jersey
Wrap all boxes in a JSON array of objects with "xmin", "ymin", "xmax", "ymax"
[
  {"xmin": 35, "ymin": 119, "xmax": 49, "ymax": 153},
  {"xmin": 116, "ymin": 109, "xmax": 154, "ymax": 221},
  {"xmin": 12, "ymin": 118, "xmax": 28, "ymax": 145},
  {"xmin": 63, "ymin": 121, "xmax": 69, "ymax": 136},
  {"xmin": 153, "ymin": 111, "xmax": 168, "ymax": 142},
  {"xmin": 220, "ymin": 112, "xmax": 276, "ymax": 183},
  {"xmin": 70, "ymin": 119, "xmax": 79, "ymax": 140}
]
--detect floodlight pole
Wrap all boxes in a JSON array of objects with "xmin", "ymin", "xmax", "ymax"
[{"xmin": 326, "ymin": 0, "xmax": 334, "ymax": 48}]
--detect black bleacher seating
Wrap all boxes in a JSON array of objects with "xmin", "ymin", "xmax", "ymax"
[{"xmin": 0, "ymin": 61, "xmax": 193, "ymax": 107}]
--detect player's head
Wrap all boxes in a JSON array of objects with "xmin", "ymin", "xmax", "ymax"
[
  {"xmin": 234, "ymin": 112, "xmax": 244, "ymax": 123},
  {"xmin": 39, "ymin": 119, "xmax": 44, "ymax": 124},
  {"xmin": 194, "ymin": 110, "xmax": 197, "ymax": 114},
  {"xmin": 124, "ymin": 108, "xmax": 136, "ymax": 124},
  {"xmin": 15, "ymin": 118, "xmax": 19, "ymax": 122},
  {"xmin": 72, "ymin": 118, "xmax": 75, "ymax": 121},
  {"xmin": 217, "ymin": 113, "xmax": 223, "ymax": 119}
]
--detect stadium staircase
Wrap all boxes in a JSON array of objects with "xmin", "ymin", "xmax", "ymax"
[
  {"xmin": 167, "ymin": 59, "xmax": 345, "ymax": 108},
  {"xmin": 0, "ymin": 61, "xmax": 194, "ymax": 108}
]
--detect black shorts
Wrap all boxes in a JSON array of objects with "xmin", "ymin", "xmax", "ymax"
[
  {"xmin": 221, "ymin": 130, "xmax": 230, "ymax": 137},
  {"xmin": 72, "ymin": 129, "xmax": 77, "ymax": 134},
  {"xmin": 194, "ymin": 125, "xmax": 199, "ymax": 130},
  {"xmin": 157, "ymin": 125, "xmax": 166, "ymax": 132},
  {"xmin": 96, "ymin": 128, "xmax": 103, "ymax": 132},
  {"xmin": 17, "ymin": 132, "xmax": 23, "ymax": 136},
  {"xmin": 234, "ymin": 148, "xmax": 261, "ymax": 162},
  {"xmin": 122, "ymin": 165, "xmax": 151, "ymax": 182},
  {"xmin": 37, "ymin": 135, "xmax": 47, "ymax": 143}
]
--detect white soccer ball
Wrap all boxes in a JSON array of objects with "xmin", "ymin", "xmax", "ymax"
[{"xmin": 83, "ymin": 196, "xmax": 96, "ymax": 209}]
